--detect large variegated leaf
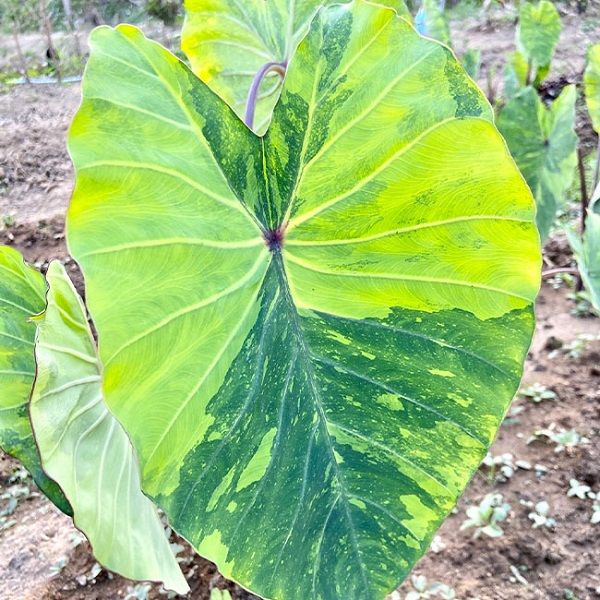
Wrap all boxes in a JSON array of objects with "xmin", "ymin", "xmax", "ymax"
[
  {"xmin": 498, "ymin": 84, "xmax": 577, "ymax": 240},
  {"xmin": 0, "ymin": 247, "xmax": 70, "ymax": 514},
  {"xmin": 67, "ymin": 3, "xmax": 540, "ymax": 598},
  {"xmin": 517, "ymin": 0, "xmax": 561, "ymax": 70},
  {"xmin": 585, "ymin": 44, "xmax": 600, "ymax": 134},
  {"xmin": 29, "ymin": 261, "xmax": 188, "ymax": 594},
  {"xmin": 181, "ymin": 0, "xmax": 409, "ymax": 132}
]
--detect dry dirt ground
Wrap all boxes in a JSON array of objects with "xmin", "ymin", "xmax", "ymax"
[{"xmin": 1, "ymin": 4, "xmax": 600, "ymax": 600}]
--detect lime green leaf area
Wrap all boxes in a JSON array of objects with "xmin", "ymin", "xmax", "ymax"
[
  {"xmin": 0, "ymin": 247, "xmax": 70, "ymax": 515},
  {"xmin": 498, "ymin": 85, "xmax": 577, "ymax": 241},
  {"xmin": 517, "ymin": 0, "xmax": 561, "ymax": 71},
  {"xmin": 585, "ymin": 43, "xmax": 600, "ymax": 134},
  {"xmin": 67, "ymin": 2, "xmax": 540, "ymax": 598},
  {"xmin": 181, "ymin": 0, "xmax": 410, "ymax": 133},
  {"xmin": 30, "ymin": 261, "xmax": 188, "ymax": 595}
]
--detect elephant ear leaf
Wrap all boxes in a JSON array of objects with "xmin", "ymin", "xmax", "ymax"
[
  {"xmin": 29, "ymin": 261, "xmax": 188, "ymax": 595},
  {"xmin": 585, "ymin": 44, "xmax": 600, "ymax": 134},
  {"xmin": 0, "ymin": 246, "xmax": 70, "ymax": 514},
  {"xmin": 181, "ymin": 0, "xmax": 410, "ymax": 133},
  {"xmin": 68, "ymin": 2, "xmax": 540, "ymax": 599},
  {"xmin": 517, "ymin": 0, "xmax": 561, "ymax": 72},
  {"xmin": 568, "ymin": 183, "xmax": 600, "ymax": 314},
  {"xmin": 498, "ymin": 84, "xmax": 577, "ymax": 241}
]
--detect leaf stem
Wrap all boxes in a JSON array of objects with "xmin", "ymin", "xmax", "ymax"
[
  {"xmin": 541, "ymin": 267, "xmax": 579, "ymax": 278},
  {"xmin": 593, "ymin": 136, "xmax": 600, "ymax": 192},
  {"xmin": 244, "ymin": 61, "xmax": 287, "ymax": 129},
  {"xmin": 578, "ymin": 147, "xmax": 589, "ymax": 234},
  {"xmin": 576, "ymin": 147, "xmax": 589, "ymax": 291}
]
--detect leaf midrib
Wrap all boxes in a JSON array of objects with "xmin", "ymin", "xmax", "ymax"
[{"xmin": 272, "ymin": 251, "xmax": 372, "ymax": 597}]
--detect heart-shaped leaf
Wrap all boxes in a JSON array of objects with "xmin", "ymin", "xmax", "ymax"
[
  {"xmin": 498, "ymin": 84, "xmax": 577, "ymax": 240},
  {"xmin": 0, "ymin": 246, "xmax": 70, "ymax": 514},
  {"xmin": 181, "ymin": 0, "xmax": 410, "ymax": 132},
  {"xmin": 585, "ymin": 43, "xmax": 600, "ymax": 134},
  {"xmin": 67, "ymin": 2, "xmax": 540, "ymax": 598},
  {"xmin": 517, "ymin": 0, "xmax": 561, "ymax": 71},
  {"xmin": 30, "ymin": 261, "xmax": 188, "ymax": 594}
]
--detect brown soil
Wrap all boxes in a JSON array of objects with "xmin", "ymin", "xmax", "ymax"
[
  {"xmin": 0, "ymin": 85, "xmax": 79, "ymax": 224},
  {"xmin": 1, "ymin": 5, "xmax": 600, "ymax": 600}
]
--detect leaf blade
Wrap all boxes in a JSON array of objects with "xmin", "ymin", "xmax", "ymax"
[
  {"xmin": 30, "ymin": 261, "xmax": 188, "ymax": 594},
  {"xmin": 0, "ymin": 246, "xmax": 70, "ymax": 514},
  {"xmin": 68, "ymin": 3, "xmax": 540, "ymax": 599},
  {"xmin": 498, "ymin": 85, "xmax": 578, "ymax": 240},
  {"xmin": 585, "ymin": 44, "xmax": 600, "ymax": 134}
]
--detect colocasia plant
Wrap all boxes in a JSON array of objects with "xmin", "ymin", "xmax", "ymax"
[
  {"xmin": 569, "ymin": 44, "xmax": 600, "ymax": 314},
  {"xmin": 503, "ymin": 0, "xmax": 561, "ymax": 97},
  {"xmin": 497, "ymin": 84, "xmax": 577, "ymax": 241},
  {"xmin": 0, "ymin": 1, "xmax": 541, "ymax": 598}
]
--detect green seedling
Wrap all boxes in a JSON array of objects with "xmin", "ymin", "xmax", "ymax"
[
  {"xmin": 520, "ymin": 383, "xmax": 557, "ymax": 403},
  {"xmin": 461, "ymin": 493, "xmax": 511, "ymax": 538},
  {"xmin": 567, "ymin": 479, "xmax": 595, "ymax": 500},
  {"xmin": 547, "ymin": 272, "xmax": 576, "ymax": 290},
  {"xmin": 529, "ymin": 425, "xmax": 590, "ymax": 453},
  {"xmin": 527, "ymin": 500, "xmax": 556, "ymax": 529},
  {"xmin": 2, "ymin": 215, "xmax": 15, "ymax": 229},
  {"xmin": 560, "ymin": 334, "xmax": 600, "ymax": 360},
  {"xmin": 592, "ymin": 501, "xmax": 600, "ymax": 524},
  {"xmin": 401, "ymin": 575, "xmax": 456, "ymax": 600},
  {"xmin": 481, "ymin": 452, "xmax": 531, "ymax": 482}
]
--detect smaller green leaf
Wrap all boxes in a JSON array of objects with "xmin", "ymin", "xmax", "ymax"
[
  {"xmin": 584, "ymin": 44, "xmax": 600, "ymax": 134},
  {"xmin": 416, "ymin": 0, "xmax": 451, "ymax": 47},
  {"xmin": 498, "ymin": 84, "xmax": 577, "ymax": 240},
  {"xmin": 29, "ymin": 261, "xmax": 188, "ymax": 595},
  {"xmin": 503, "ymin": 51, "xmax": 529, "ymax": 100},
  {"xmin": 517, "ymin": 0, "xmax": 561, "ymax": 70},
  {"xmin": 569, "ymin": 184, "xmax": 600, "ymax": 313},
  {"xmin": 0, "ymin": 246, "xmax": 70, "ymax": 515},
  {"xmin": 462, "ymin": 48, "xmax": 481, "ymax": 81}
]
